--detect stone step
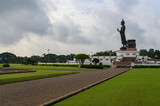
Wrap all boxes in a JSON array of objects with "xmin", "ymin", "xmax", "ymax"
[{"xmin": 111, "ymin": 65, "xmax": 117, "ymax": 68}]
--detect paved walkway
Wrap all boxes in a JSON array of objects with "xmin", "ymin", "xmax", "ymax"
[{"xmin": 0, "ymin": 68, "xmax": 129, "ymax": 106}]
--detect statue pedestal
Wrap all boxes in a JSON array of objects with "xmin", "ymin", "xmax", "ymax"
[
  {"xmin": 126, "ymin": 48, "xmax": 137, "ymax": 51},
  {"xmin": 116, "ymin": 49, "xmax": 139, "ymax": 57},
  {"xmin": 115, "ymin": 48, "xmax": 140, "ymax": 67}
]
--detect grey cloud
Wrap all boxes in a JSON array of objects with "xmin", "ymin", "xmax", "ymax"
[
  {"xmin": 77, "ymin": 1, "xmax": 146, "ymax": 50},
  {"xmin": 1, "ymin": 0, "xmax": 159, "ymax": 56},
  {"xmin": 53, "ymin": 16, "xmax": 91, "ymax": 44},
  {"xmin": 0, "ymin": 0, "xmax": 52, "ymax": 45},
  {"xmin": 114, "ymin": 0, "xmax": 138, "ymax": 12},
  {"xmin": 127, "ymin": 21, "xmax": 146, "ymax": 41}
]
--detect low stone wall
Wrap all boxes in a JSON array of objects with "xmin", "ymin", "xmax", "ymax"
[{"xmin": 0, "ymin": 68, "xmax": 36, "ymax": 75}]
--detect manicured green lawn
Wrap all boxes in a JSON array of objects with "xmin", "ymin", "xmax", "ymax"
[
  {"xmin": 0, "ymin": 64, "xmax": 100, "ymax": 85},
  {"xmin": 56, "ymin": 68, "xmax": 160, "ymax": 106},
  {"xmin": 0, "ymin": 70, "xmax": 77, "ymax": 85},
  {"xmin": 1, "ymin": 64, "xmax": 99, "ymax": 71}
]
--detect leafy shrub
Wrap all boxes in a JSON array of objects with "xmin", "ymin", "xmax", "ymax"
[
  {"xmin": 83, "ymin": 65, "xmax": 103, "ymax": 69},
  {"xmin": 37, "ymin": 64, "xmax": 79, "ymax": 67},
  {"xmin": 133, "ymin": 65, "xmax": 160, "ymax": 68},
  {"xmin": 99, "ymin": 62, "xmax": 103, "ymax": 66},
  {"xmin": 3, "ymin": 64, "xmax": 10, "ymax": 67},
  {"xmin": 103, "ymin": 65, "xmax": 111, "ymax": 68},
  {"xmin": 92, "ymin": 58, "xmax": 99, "ymax": 65}
]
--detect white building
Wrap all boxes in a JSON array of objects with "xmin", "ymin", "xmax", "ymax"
[{"xmin": 67, "ymin": 50, "xmax": 160, "ymax": 66}]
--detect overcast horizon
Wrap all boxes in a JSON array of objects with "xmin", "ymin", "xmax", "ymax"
[{"xmin": 0, "ymin": 0, "xmax": 160, "ymax": 56}]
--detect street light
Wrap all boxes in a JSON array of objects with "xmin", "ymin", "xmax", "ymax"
[
  {"xmin": 48, "ymin": 49, "xmax": 50, "ymax": 63},
  {"xmin": 155, "ymin": 55, "xmax": 157, "ymax": 63}
]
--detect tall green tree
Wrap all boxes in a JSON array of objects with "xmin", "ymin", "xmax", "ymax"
[
  {"xmin": 75, "ymin": 54, "xmax": 90, "ymax": 67},
  {"xmin": 56, "ymin": 59, "xmax": 60, "ymax": 63},
  {"xmin": 94, "ymin": 50, "xmax": 116, "ymax": 56},
  {"xmin": 155, "ymin": 50, "xmax": 160, "ymax": 59},
  {"xmin": 30, "ymin": 55, "xmax": 40, "ymax": 65},
  {"xmin": 0, "ymin": 52, "xmax": 16, "ymax": 63},
  {"xmin": 148, "ymin": 49, "xmax": 155, "ymax": 58},
  {"xmin": 140, "ymin": 49, "xmax": 148, "ymax": 56}
]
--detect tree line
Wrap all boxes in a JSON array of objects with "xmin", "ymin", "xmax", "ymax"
[
  {"xmin": 0, "ymin": 52, "xmax": 75, "ymax": 64},
  {"xmin": 0, "ymin": 48, "xmax": 159, "ymax": 64},
  {"xmin": 94, "ymin": 49, "xmax": 160, "ymax": 59},
  {"xmin": 140, "ymin": 48, "xmax": 160, "ymax": 59},
  {"xmin": 93, "ymin": 50, "xmax": 116, "ymax": 56}
]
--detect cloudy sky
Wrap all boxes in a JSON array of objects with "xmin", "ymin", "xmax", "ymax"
[{"xmin": 0, "ymin": 0, "xmax": 160, "ymax": 56}]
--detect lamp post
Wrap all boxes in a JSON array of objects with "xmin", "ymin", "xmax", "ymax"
[
  {"xmin": 142, "ymin": 55, "xmax": 144, "ymax": 64},
  {"xmin": 110, "ymin": 53, "xmax": 112, "ymax": 65},
  {"xmin": 90, "ymin": 52, "xmax": 93, "ymax": 64},
  {"xmin": 91, "ymin": 52, "xmax": 93, "ymax": 58},
  {"xmin": 48, "ymin": 49, "xmax": 50, "ymax": 63},
  {"xmin": 155, "ymin": 55, "xmax": 157, "ymax": 63}
]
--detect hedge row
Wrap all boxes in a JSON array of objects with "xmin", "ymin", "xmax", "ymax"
[
  {"xmin": 103, "ymin": 65, "xmax": 111, "ymax": 68},
  {"xmin": 37, "ymin": 64, "xmax": 79, "ymax": 67},
  {"xmin": 82, "ymin": 65, "xmax": 103, "ymax": 69},
  {"xmin": 3, "ymin": 64, "xmax": 10, "ymax": 67},
  {"xmin": 133, "ymin": 65, "xmax": 160, "ymax": 68},
  {"xmin": 37, "ymin": 63, "xmax": 110, "ymax": 68}
]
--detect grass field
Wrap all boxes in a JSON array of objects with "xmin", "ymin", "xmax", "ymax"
[
  {"xmin": 55, "ymin": 68, "xmax": 160, "ymax": 106},
  {"xmin": 0, "ymin": 70, "xmax": 78, "ymax": 85},
  {"xmin": 0, "ymin": 64, "xmax": 100, "ymax": 85},
  {"xmin": 0, "ymin": 64, "xmax": 99, "ymax": 71}
]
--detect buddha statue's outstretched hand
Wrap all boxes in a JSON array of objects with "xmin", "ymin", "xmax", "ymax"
[{"xmin": 117, "ymin": 28, "xmax": 120, "ymax": 32}]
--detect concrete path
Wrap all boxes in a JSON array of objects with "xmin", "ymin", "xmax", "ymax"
[{"xmin": 0, "ymin": 68, "xmax": 129, "ymax": 106}]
